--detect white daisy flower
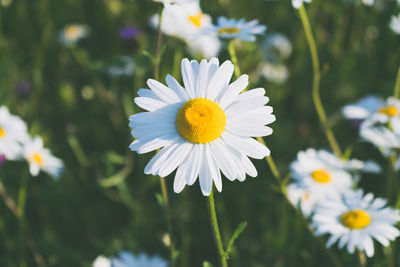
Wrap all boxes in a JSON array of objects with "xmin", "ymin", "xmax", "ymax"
[
  {"xmin": 312, "ymin": 189, "xmax": 400, "ymax": 257},
  {"xmin": 59, "ymin": 23, "xmax": 89, "ymax": 47},
  {"xmin": 129, "ymin": 58, "xmax": 275, "ymax": 196},
  {"xmin": 257, "ymin": 62, "xmax": 289, "ymax": 84},
  {"xmin": 23, "ymin": 136, "xmax": 64, "ymax": 179},
  {"xmin": 209, "ymin": 17, "xmax": 266, "ymax": 42},
  {"xmin": 292, "ymin": 0, "xmax": 312, "ymax": 9},
  {"xmin": 111, "ymin": 251, "xmax": 167, "ymax": 267},
  {"xmin": 261, "ymin": 33, "xmax": 292, "ymax": 63},
  {"xmin": 390, "ymin": 14, "xmax": 400, "ymax": 35},
  {"xmin": 0, "ymin": 106, "xmax": 30, "ymax": 160},
  {"xmin": 313, "ymin": 149, "xmax": 381, "ymax": 174},
  {"xmin": 290, "ymin": 149, "xmax": 353, "ymax": 202},
  {"xmin": 93, "ymin": 255, "xmax": 111, "ymax": 267},
  {"xmin": 360, "ymin": 125, "xmax": 400, "ymax": 156},
  {"xmin": 343, "ymin": 96, "xmax": 400, "ymax": 133},
  {"xmin": 286, "ymin": 183, "xmax": 317, "ymax": 218},
  {"xmin": 151, "ymin": 2, "xmax": 220, "ymax": 58}
]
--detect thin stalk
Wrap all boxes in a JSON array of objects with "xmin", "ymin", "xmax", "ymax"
[
  {"xmin": 154, "ymin": 8, "xmax": 164, "ymax": 81},
  {"xmin": 298, "ymin": 5, "xmax": 342, "ymax": 158},
  {"xmin": 0, "ymin": 179, "xmax": 48, "ymax": 267},
  {"xmin": 207, "ymin": 190, "xmax": 228, "ymax": 267},
  {"xmin": 18, "ymin": 172, "xmax": 29, "ymax": 267},
  {"xmin": 159, "ymin": 177, "xmax": 177, "ymax": 260},
  {"xmin": 228, "ymin": 41, "xmax": 241, "ymax": 79},
  {"xmin": 257, "ymin": 137, "xmax": 281, "ymax": 182},
  {"xmin": 394, "ymin": 64, "xmax": 400, "ymax": 99}
]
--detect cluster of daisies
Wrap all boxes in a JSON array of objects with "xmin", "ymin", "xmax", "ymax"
[
  {"xmin": 151, "ymin": 0, "xmax": 266, "ymax": 58},
  {"xmin": 285, "ymin": 95, "xmax": 400, "ymax": 257},
  {"xmin": 0, "ymin": 106, "xmax": 63, "ymax": 179},
  {"xmin": 93, "ymin": 251, "xmax": 167, "ymax": 267}
]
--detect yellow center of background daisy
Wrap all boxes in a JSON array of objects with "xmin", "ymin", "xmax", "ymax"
[
  {"xmin": 65, "ymin": 25, "xmax": 80, "ymax": 39},
  {"xmin": 0, "ymin": 127, "xmax": 5, "ymax": 138},
  {"xmin": 341, "ymin": 209, "xmax": 371, "ymax": 229},
  {"xmin": 189, "ymin": 13, "xmax": 203, "ymax": 28},
  {"xmin": 378, "ymin": 106, "xmax": 399, "ymax": 117},
  {"xmin": 218, "ymin": 27, "xmax": 240, "ymax": 35},
  {"xmin": 176, "ymin": 98, "xmax": 226, "ymax": 144},
  {"xmin": 311, "ymin": 169, "xmax": 331, "ymax": 184},
  {"xmin": 31, "ymin": 153, "xmax": 43, "ymax": 166}
]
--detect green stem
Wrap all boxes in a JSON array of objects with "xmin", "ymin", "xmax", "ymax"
[
  {"xmin": 207, "ymin": 190, "xmax": 228, "ymax": 267},
  {"xmin": 154, "ymin": 7, "xmax": 164, "ymax": 81},
  {"xmin": 298, "ymin": 5, "xmax": 342, "ymax": 158},
  {"xmin": 159, "ymin": 177, "xmax": 177, "ymax": 261},
  {"xmin": 17, "ymin": 173, "xmax": 29, "ymax": 267},
  {"xmin": 393, "ymin": 64, "xmax": 400, "ymax": 99},
  {"xmin": 228, "ymin": 41, "xmax": 241, "ymax": 79}
]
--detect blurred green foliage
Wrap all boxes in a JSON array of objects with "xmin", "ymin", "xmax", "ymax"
[{"xmin": 0, "ymin": 0, "xmax": 399, "ymax": 266}]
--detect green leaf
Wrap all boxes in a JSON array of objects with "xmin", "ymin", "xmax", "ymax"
[
  {"xmin": 225, "ymin": 221, "xmax": 247, "ymax": 258},
  {"xmin": 155, "ymin": 193, "xmax": 164, "ymax": 207},
  {"xmin": 202, "ymin": 261, "xmax": 214, "ymax": 267}
]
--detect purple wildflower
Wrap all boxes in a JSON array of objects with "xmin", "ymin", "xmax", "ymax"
[{"xmin": 119, "ymin": 26, "xmax": 139, "ymax": 40}]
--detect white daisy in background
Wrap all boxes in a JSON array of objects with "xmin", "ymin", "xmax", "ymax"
[
  {"xmin": 390, "ymin": 14, "xmax": 400, "ymax": 35},
  {"xmin": 209, "ymin": 17, "xmax": 266, "ymax": 41},
  {"xmin": 59, "ymin": 23, "xmax": 89, "ymax": 47},
  {"xmin": 362, "ymin": 0, "xmax": 374, "ymax": 6},
  {"xmin": 261, "ymin": 33, "xmax": 292, "ymax": 63},
  {"xmin": 112, "ymin": 251, "xmax": 167, "ymax": 267},
  {"xmin": 292, "ymin": 0, "xmax": 312, "ymax": 9},
  {"xmin": 290, "ymin": 149, "xmax": 353, "ymax": 202},
  {"xmin": 286, "ymin": 183, "xmax": 317, "ymax": 218},
  {"xmin": 312, "ymin": 189, "xmax": 400, "ymax": 257},
  {"xmin": 314, "ymin": 149, "xmax": 381, "ymax": 174},
  {"xmin": 151, "ymin": 1, "xmax": 220, "ymax": 58},
  {"xmin": 343, "ymin": 96, "xmax": 400, "ymax": 132},
  {"xmin": 257, "ymin": 62, "xmax": 289, "ymax": 84},
  {"xmin": 23, "ymin": 136, "xmax": 64, "ymax": 179},
  {"xmin": 129, "ymin": 58, "xmax": 275, "ymax": 195},
  {"xmin": 360, "ymin": 125, "xmax": 400, "ymax": 157},
  {"xmin": 0, "ymin": 106, "xmax": 29, "ymax": 160},
  {"xmin": 93, "ymin": 255, "xmax": 111, "ymax": 267}
]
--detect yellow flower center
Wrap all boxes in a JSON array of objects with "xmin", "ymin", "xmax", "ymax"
[
  {"xmin": 311, "ymin": 169, "xmax": 331, "ymax": 184},
  {"xmin": 0, "ymin": 127, "xmax": 5, "ymax": 138},
  {"xmin": 341, "ymin": 209, "xmax": 371, "ymax": 229},
  {"xmin": 176, "ymin": 98, "xmax": 226, "ymax": 144},
  {"xmin": 31, "ymin": 153, "xmax": 43, "ymax": 167},
  {"xmin": 189, "ymin": 13, "xmax": 203, "ymax": 28},
  {"xmin": 218, "ymin": 27, "xmax": 240, "ymax": 35},
  {"xmin": 378, "ymin": 106, "xmax": 399, "ymax": 117},
  {"xmin": 65, "ymin": 25, "xmax": 81, "ymax": 39}
]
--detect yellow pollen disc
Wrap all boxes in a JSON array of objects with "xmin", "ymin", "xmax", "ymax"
[
  {"xmin": 303, "ymin": 193, "xmax": 310, "ymax": 201},
  {"xmin": 341, "ymin": 209, "xmax": 371, "ymax": 229},
  {"xmin": 65, "ymin": 25, "xmax": 80, "ymax": 39},
  {"xmin": 378, "ymin": 106, "xmax": 399, "ymax": 117},
  {"xmin": 311, "ymin": 169, "xmax": 331, "ymax": 184},
  {"xmin": 31, "ymin": 153, "xmax": 43, "ymax": 167},
  {"xmin": 218, "ymin": 27, "xmax": 240, "ymax": 35},
  {"xmin": 176, "ymin": 98, "xmax": 226, "ymax": 144},
  {"xmin": 0, "ymin": 127, "xmax": 5, "ymax": 138},
  {"xmin": 189, "ymin": 13, "xmax": 203, "ymax": 28}
]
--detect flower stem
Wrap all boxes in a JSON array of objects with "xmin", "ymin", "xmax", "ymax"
[
  {"xmin": 228, "ymin": 41, "xmax": 241, "ymax": 79},
  {"xmin": 394, "ymin": 64, "xmax": 400, "ymax": 99},
  {"xmin": 298, "ymin": 5, "xmax": 342, "ymax": 158},
  {"xmin": 257, "ymin": 137, "xmax": 281, "ymax": 182},
  {"xmin": 154, "ymin": 7, "xmax": 164, "ymax": 81},
  {"xmin": 159, "ymin": 177, "xmax": 177, "ymax": 259},
  {"xmin": 207, "ymin": 190, "xmax": 228, "ymax": 267}
]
